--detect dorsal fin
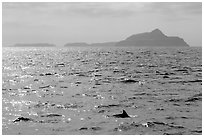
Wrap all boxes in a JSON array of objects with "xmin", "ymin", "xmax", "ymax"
[
  {"xmin": 122, "ymin": 110, "xmax": 129, "ymax": 117},
  {"xmin": 112, "ymin": 110, "xmax": 130, "ymax": 118}
]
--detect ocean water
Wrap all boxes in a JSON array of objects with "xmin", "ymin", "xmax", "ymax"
[{"xmin": 2, "ymin": 47, "xmax": 202, "ymax": 135}]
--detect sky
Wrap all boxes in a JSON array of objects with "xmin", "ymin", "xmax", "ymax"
[{"xmin": 2, "ymin": 2, "xmax": 202, "ymax": 47}]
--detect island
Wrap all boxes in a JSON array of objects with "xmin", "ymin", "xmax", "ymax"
[
  {"xmin": 64, "ymin": 42, "xmax": 90, "ymax": 47},
  {"xmin": 64, "ymin": 42, "xmax": 117, "ymax": 47},
  {"xmin": 64, "ymin": 29, "xmax": 190, "ymax": 47},
  {"xmin": 115, "ymin": 29, "xmax": 190, "ymax": 47},
  {"xmin": 11, "ymin": 43, "xmax": 56, "ymax": 47}
]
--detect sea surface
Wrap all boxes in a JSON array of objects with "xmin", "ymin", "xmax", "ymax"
[{"xmin": 2, "ymin": 47, "xmax": 202, "ymax": 135}]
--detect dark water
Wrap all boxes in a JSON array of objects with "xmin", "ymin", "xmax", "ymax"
[{"xmin": 2, "ymin": 47, "xmax": 202, "ymax": 135}]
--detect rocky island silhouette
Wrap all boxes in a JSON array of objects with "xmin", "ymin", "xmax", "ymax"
[
  {"xmin": 7, "ymin": 29, "xmax": 189, "ymax": 47},
  {"xmin": 65, "ymin": 29, "xmax": 190, "ymax": 47}
]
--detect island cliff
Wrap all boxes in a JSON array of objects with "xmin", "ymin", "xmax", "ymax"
[{"xmin": 115, "ymin": 29, "xmax": 189, "ymax": 47}]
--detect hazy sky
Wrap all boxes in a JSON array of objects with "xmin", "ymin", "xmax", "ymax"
[{"xmin": 2, "ymin": 2, "xmax": 202, "ymax": 47}]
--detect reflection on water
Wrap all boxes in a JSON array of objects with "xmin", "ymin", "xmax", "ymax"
[{"xmin": 2, "ymin": 47, "xmax": 202, "ymax": 135}]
